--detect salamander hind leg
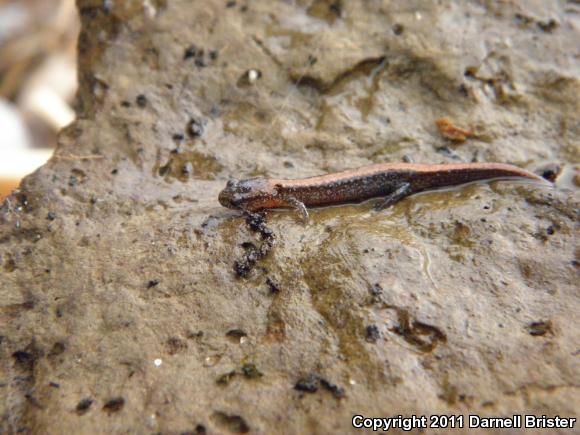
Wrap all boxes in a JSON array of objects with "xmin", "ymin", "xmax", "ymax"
[{"xmin": 374, "ymin": 182, "xmax": 412, "ymax": 211}]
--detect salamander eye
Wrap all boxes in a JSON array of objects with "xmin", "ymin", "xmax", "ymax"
[{"xmin": 226, "ymin": 179, "xmax": 239, "ymax": 189}]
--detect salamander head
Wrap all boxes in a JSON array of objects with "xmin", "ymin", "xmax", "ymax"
[{"xmin": 218, "ymin": 178, "xmax": 274, "ymax": 210}]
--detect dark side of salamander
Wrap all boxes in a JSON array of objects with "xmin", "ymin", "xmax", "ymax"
[{"xmin": 218, "ymin": 163, "xmax": 547, "ymax": 220}]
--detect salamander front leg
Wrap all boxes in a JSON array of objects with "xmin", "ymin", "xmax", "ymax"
[
  {"xmin": 287, "ymin": 197, "xmax": 309, "ymax": 223},
  {"xmin": 374, "ymin": 182, "xmax": 412, "ymax": 210}
]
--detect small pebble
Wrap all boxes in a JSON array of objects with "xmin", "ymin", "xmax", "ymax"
[{"xmin": 136, "ymin": 94, "xmax": 148, "ymax": 107}]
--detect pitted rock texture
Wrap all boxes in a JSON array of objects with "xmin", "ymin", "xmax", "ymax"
[{"xmin": 1, "ymin": 1, "xmax": 579, "ymax": 434}]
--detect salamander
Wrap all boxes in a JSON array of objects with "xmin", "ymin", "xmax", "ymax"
[{"xmin": 218, "ymin": 162, "xmax": 546, "ymax": 220}]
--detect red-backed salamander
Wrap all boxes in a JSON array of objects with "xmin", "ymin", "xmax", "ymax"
[{"xmin": 218, "ymin": 162, "xmax": 547, "ymax": 220}]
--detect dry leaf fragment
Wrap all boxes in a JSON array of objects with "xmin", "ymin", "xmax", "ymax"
[{"xmin": 435, "ymin": 117, "xmax": 474, "ymax": 142}]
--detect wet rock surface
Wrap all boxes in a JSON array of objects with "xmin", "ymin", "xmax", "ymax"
[{"xmin": 1, "ymin": 0, "xmax": 579, "ymax": 433}]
